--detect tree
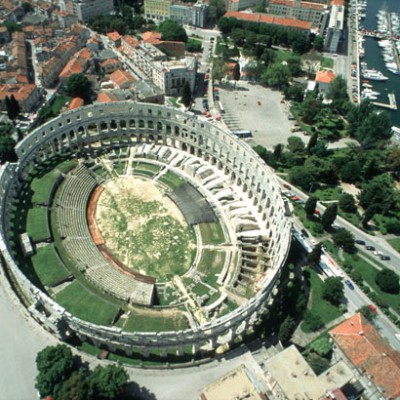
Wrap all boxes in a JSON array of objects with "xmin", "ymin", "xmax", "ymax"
[
  {"xmin": 180, "ymin": 81, "xmax": 192, "ymax": 108},
  {"xmin": 88, "ymin": 365, "xmax": 129, "ymax": 400},
  {"xmin": 278, "ymin": 315, "xmax": 296, "ymax": 345},
  {"xmin": 262, "ymin": 62, "xmax": 291, "ymax": 88},
  {"xmin": 300, "ymin": 93, "xmax": 323, "ymax": 124},
  {"xmin": 355, "ymin": 111, "xmax": 392, "ymax": 149},
  {"xmin": 309, "ymin": 336, "xmax": 332, "ymax": 357},
  {"xmin": 307, "ymin": 353, "xmax": 330, "ymax": 374},
  {"xmin": 303, "ymin": 311, "xmax": 324, "ymax": 332},
  {"xmin": 0, "ymin": 135, "xmax": 17, "ymax": 163},
  {"xmin": 339, "ymin": 160, "xmax": 362, "ymax": 183},
  {"xmin": 326, "ymin": 75, "xmax": 350, "ymax": 115},
  {"xmin": 35, "ymin": 345, "xmax": 76, "ymax": 397},
  {"xmin": 322, "ymin": 277, "xmax": 344, "ymax": 305},
  {"xmin": 307, "ymin": 132, "xmax": 318, "ymax": 154},
  {"xmin": 213, "ymin": 57, "xmax": 227, "ymax": 81},
  {"xmin": 362, "ymin": 204, "xmax": 380, "ymax": 228},
  {"xmin": 55, "ymin": 371, "xmax": 89, "ymax": 400},
  {"xmin": 232, "ymin": 62, "xmax": 241, "ymax": 84},
  {"xmin": 22, "ymin": 2, "xmax": 34, "ymax": 12},
  {"xmin": 321, "ymin": 203, "xmax": 337, "ymax": 230},
  {"xmin": 66, "ymin": 73, "xmax": 91, "ymax": 99},
  {"xmin": 339, "ymin": 193, "xmax": 357, "ymax": 213},
  {"xmin": 312, "ymin": 35, "xmax": 324, "ymax": 51},
  {"xmin": 305, "ymin": 196, "xmax": 317, "ymax": 218},
  {"xmin": 308, "ymin": 242, "xmax": 322, "ymax": 265},
  {"xmin": 287, "ymin": 136, "xmax": 305, "ymax": 154},
  {"xmin": 208, "ymin": 0, "xmax": 226, "ymax": 23},
  {"xmin": 375, "ymin": 269, "xmax": 399, "ymax": 294},
  {"xmin": 358, "ymin": 305, "xmax": 377, "ymax": 321},
  {"xmin": 158, "ymin": 19, "xmax": 187, "ymax": 42},
  {"xmin": 289, "ymin": 166, "xmax": 315, "ymax": 191},
  {"xmin": 332, "ymin": 228, "xmax": 355, "ymax": 253},
  {"xmin": 10, "ymin": 95, "xmax": 20, "ymax": 119}
]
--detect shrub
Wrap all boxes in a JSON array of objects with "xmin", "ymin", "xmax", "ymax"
[{"xmin": 375, "ymin": 269, "xmax": 399, "ymax": 294}]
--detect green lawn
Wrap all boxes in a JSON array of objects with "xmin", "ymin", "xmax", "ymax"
[
  {"xmin": 158, "ymin": 171, "xmax": 185, "ymax": 189},
  {"xmin": 197, "ymin": 249, "xmax": 226, "ymax": 287},
  {"xmin": 52, "ymin": 94, "xmax": 72, "ymax": 115},
  {"xmin": 344, "ymin": 252, "xmax": 400, "ymax": 314},
  {"xmin": 292, "ymin": 204, "xmax": 323, "ymax": 237},
  {"xmin": 30, "ymin": 170, "xmax": 60, "ymax": 204},
  {"xmin": 301, "ymin": 268, "xmax": 343, "ymax": 332},
  {"xmin": 26, "ymin": 207, "xmax": 50, "ymax": 242},
  {"xmin": 198, "ymin": 222, "xmax": 225, "ymax": 245},
  {"xmin": 54, "ymin": 281, "xmax": 118, "ymax": 325},
  {"xmin": 321, "ymin": 57, "xmax": 334, "ymax": 69},
  {"xmin": 388, "ymin": 238, "xmax": 400, "ymax": 253},
  {"xmin": 313, "ymin": 185, "xmax": 342, "ymax": 202},
  {"xmin": 29, "ymin": 245, "xmax": 70, "ymax": 287},
  {"xmin": 116, "ymin": 309, "xmax": 189, "ymax": 332}
]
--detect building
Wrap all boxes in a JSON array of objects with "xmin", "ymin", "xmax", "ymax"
[
  {"xmin": 228, "ymin": 0, "xmax": 263, "ymax": 12},
  {"xmin": 324, "ymin": 2, "xmax": 344, "ymax": 52},
  {"xmin": 99, "ymin": 58, "xmax": 123, "ymax": 74},
  {"xmin": 224, "ymin": 11, "xmax": 312, "ymax": 34},
  {"xmin": 72, "ymin": 0, "xmax": 114, "ymax": 22},
  {"xmin": 268, "ymin": 0, "xmax": 329, "ymax": 30},
  {"xmin": 192, "ymin": 1, "xmax": 208, "ymax": 28},
  {"xmin": 330, "ymin": 313, "xmax": 400, "ymax": 400},
  {"xmin": 144, "ymin": 0, "xmax": 172, "ymax": 22},
  {"xmin": 152, "ymin": 56, "xmax": 196, "ymax": 95},
  {"xmin": 0, "ymin": 84, "xmax": 41, "ymax": 112},
  {"xmin": 68, "ymin": 96, "xmax": 84, "ymax": 110},
  {"xmin": 109, "ymin": 69, "xmax": 137, "ymax": 89},
  {"xmin": 315, "ymin": 69, "xmax": 335, "ymax": 95},
  {"xmin": 170, "ymin": 3, "xmax": 193, "ymax": 25}
]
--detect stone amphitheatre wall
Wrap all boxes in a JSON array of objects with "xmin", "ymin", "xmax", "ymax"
[{"xmin": 0, "ymin": 102, "xmax": 292, "ymax": 357}]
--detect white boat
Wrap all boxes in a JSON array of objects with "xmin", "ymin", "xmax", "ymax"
[
  {"xmin": 362, "ymin": 88, "xmax": 380, "ymax": 96},
  {"xmin": 363, "ymin": 69, "xmax": 389, "ymax": 81},
  {"xmin": 362, "ymin": 82, "xmax": 373, "ymax": 88}
]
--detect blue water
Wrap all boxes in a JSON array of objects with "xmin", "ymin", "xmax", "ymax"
[{"xmin": 361, "ymin": 0, "xmax": 400, "ymax": 126}]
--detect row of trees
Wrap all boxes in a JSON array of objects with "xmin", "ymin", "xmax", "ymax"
[{"xmin": 35, "ymin": 345, "xmax": 129, "ymax": 400}]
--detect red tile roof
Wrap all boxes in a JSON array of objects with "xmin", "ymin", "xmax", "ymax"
[
  {"xmin": 97, "ymin": 92, "xmax": 117, "ymax": 103},
  {"xmin": 331, "ymin": 0, "xmax": 344, "ymax": 5},
  {"xmin": 107, "ymin": 31, "xmax": 122, "ymax": 42},
  {"xmin": 224, "ymin": 11, "xmax": 311, "ymax": 30},
  {"xmin": 109, "ymin": 69, "xmax": 136, "ymax": 87},
  {"xmin": 142, "ymin": 31, "xmax": 162, "ymax": 44},
  {"xmin": 330, "ymin": 313, "xmax": 400, "ymax": 399},
  {"xmin": 0, "ymin": 84, "xmax": 37, "ymax": 102},
  {"xmin": 269, "ymin": 0, "xmax": 326, "ymax": 10},
  {"xmin": 316, "ymin": 70, "xmax": 336, "ymax": 84},
  {"xmin": 68, "ymin": 97, "xmax": 84, "ymax": 110}
]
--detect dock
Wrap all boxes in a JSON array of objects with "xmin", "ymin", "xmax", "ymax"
[{"xmin": 372, "ymin": 93, "xmax": 398, "ymax": 110}]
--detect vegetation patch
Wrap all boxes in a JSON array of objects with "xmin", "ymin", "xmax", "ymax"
[
  {"xmin": 198, "ymin": 222, "xmax": 225, "ymax": 245},
  {"xmin": 321, "ymin": 57, "xmax": 334, "ymax": 69},
  {"xmin": 158, "ymin": 171, "xmax": 185, "ymax": 189},
  {"xmin": 30, "ymin": 170, "xmax": 60, "ymax": 204},
  {"xmin": 388, "ymin": 238, "xmax": 400, "ymax": 253},
  {"xmin": 26, "ymin": 207, "xmax": 49, "ymax": 242},
  {"xmin": 28, "ymin": 245, "xmax": 70, "ymax": 287},
  {"xmin": 54, "ymin": 281, "xmax": 118, "ymax": 325}
]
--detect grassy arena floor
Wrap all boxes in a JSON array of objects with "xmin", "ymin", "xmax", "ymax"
[
  {"xmin": 197, "ymin": 249, "xmax": 226, "ymax": 286},
  {"xmin": 54, "ymin": 281, "xmax": 118, "ymax": 325},
  {"xmin": 28, "ymin": 244, "xmax": 70, "ymax": 287},
  {"xmin": 26, "ymin": 207, "xmax": 50, "ymax": 242},
  {"xmin": 198, "ymin": 222, "xmax": 225, "ymax": 245}
]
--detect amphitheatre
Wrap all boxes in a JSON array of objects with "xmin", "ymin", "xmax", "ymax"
[{"xmin": 0, "ymin": 102, "xmax": 291, "ymax": 360}]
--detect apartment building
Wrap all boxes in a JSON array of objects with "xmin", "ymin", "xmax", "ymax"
[
  {"xmin": 268, "ymin": 0, "xmax": 329, "ymax": 30},
  {"xmin": 72, "ymin": 0, "xmax": 114, "ymax": 22},
  {"xmin": 145, "ymin": 0, "xmax": 172, "ymax": 22},
  {"xmin": 324, "ymin": 2, "xmax": 344, "ymax": 52}
]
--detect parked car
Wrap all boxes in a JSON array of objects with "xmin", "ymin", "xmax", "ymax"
[
  {"xmin": 301, "ymin": 229, "xmax": 309, "ymax": 238},
  {"xmin": 368, "ymin": 304, "xmax": 378, "ymax": 314},
  {"xmin": 355, "ymin": 239, "xmax": 366, "ymax": 245},
  {"xmin": 380, "ymin": 255, "xmax": 391, "ymax": 261},
  {"xmin": 366, "ymin": 246, "xmax": 375, "ymax": 251},
  {"xmin": 345, "ymin": 279, "xmax": 355, "ymax": 290},
  {"xmin": 291, "ymin": 196, "xmax": 300, "ymax": 201}
]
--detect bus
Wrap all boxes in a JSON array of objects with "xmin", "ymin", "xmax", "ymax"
[{"xmin": 232, "ymin": 130, "xmax": 253, "ymax": 138}]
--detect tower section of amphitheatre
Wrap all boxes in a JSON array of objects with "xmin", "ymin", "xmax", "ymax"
[{"xmin": 0, "ymin": 102, "xmax": 292, "ymax": 359}]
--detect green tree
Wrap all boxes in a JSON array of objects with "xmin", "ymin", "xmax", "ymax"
[
  {"xmin": 55, "ymin": 371, "xmax": 89, "ymax": 400},
  {"xmin": 386, "ymin": 219, "xmax": 400, "ymax": 235},
  {"xmin": 332, "ymin": 228, "xmax": 355, "ymax": 253},
  {"xmin": 355, "ymin": 111, "xmax": 392, "ymax": 149},
  {"xmin": 358, "ymin": 305, "xmax": 377, "ymax": 321},
  {"xmin": 312, "ymin": 35, "xmax": 324, "ymax": 51},
  {"xmin": 284, "ymin": 85, "xmax": 305, "ymax": 102},
  {"xmin": 305, "ymin": 196, "xmax": 317, "ymax": 218},
  {"xmin": 289, "ymin": 166, "xmax": 315, "ymax": 191},
  {"xmin": 308, "ymin": 242, "xmax": 322, "ymax": 265},
  {"xmin": 375, "ymin": 269, "xmax": 399, "ymax": 294},
  {"xmin": 306, "ymin": 131, "xmax": 318, "ymax": 154},
  {"xmin": 22, "ymin": 2, "xmax": 34, "ymax": 12},
  {"xmin": 322, "ymin": 277, "xmax": 344, "ymax": 305},
  {"xmin": 339, "ymin": 160, "xmax": 361, "ymax": 183},
  {"xmin": 0, "ymin": 135, "xmax": 17, "ymax": 163},
  {"xmin": 287, "ymin": 136, "xmax": 305, "ymax": 154},
  {"xmin": 66, "ymin": 73, "xmax": 91, "ymax": 99},
  {"xmin": 309, "ymin": 336, "xmax": 332, "ymax": 357},
  {"xmin": 321, "ymin": 203, "xmax": 338, "ymax": 230},
  {"xmin": 213, "ymin": 57, "xmax": 227, "ymax": 81},
  {"xmin": 158, "ymin": 19, "xmax": 188, "ymax": 42},
  {"xmin": 362, "ymin": 204, "xmax": 380, "ymax": 228},
  {"xmin": 88, "ymin": 365, "xmax": 129, "ymax": 400},
  {"xmin": 180, "ymin": 81, "xmax": 192, "ymax": 108},
  {"xmin": 326, "ymin": 75, "xmax": 350, "ymax": 115},
  {"xmin": 339, "ymin": 193, "xmax": 357, "ymax": 213},
  {"xmin": 35, "ymin": 345, "xmax": 76, "ymax": 398},
  {"xmin": 233, "ymin": 62, "xmax": 241, "ymax": 83},
  {"xmin": 208, "ymin": 0, "xmax": 226, "ymax": 23},
  {"xmin": 303, "ymin": 311, "xmax": 324, "ymax": 332},
  {"xmin": 307, "ymin": 353, "xmax": 330, "ymax": 374},
  {"xmin": 262, "ymin": 62, "xmax": 291, "ymax": 89},
  {"xmin": 301, "ymin": 94, "xmax": 323, "ymax": 124},
  {"xmin": 278, "ymin": 315, "xmax": 296, "ymax": 345}
]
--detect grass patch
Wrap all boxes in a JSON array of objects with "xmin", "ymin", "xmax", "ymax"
[
  {"xmin": 29, "ymin": 245, "xmax": 70, "ymax": 287},
  {"xmin": 338, "ymin": 210, "xmax": 362, "ymax": 226},
  {"xmin": 301, "ymin": 268, "xmax": 343, "ymax": 332},
  {"xmin": 312, "ymin": 185, "xmax": 342, "ymax": 202},
  {"xmin": 321, "ymin": 57, "xmax": 334, "ymax": 69},
  {"xmin": 52, "ymin": 94, "xmax": 72, "ymax": 115},
  {"xmin": 197, "ymin": 249, "xmax": 226, "ymax": 287},
  {"xmin": 54, "ymin": 281, "xmax": 118, "ymax": 325},
  {"xmin": 30, "ymin": 170, "xmax": 60, "ymax": 204},
  {"xmin": 198, "ymin": 222, "xmax": 225, "ymax": 245},
  {"xmin": 168, "ymin": 97, "xmax": 180, "ymax": 108},
  {"xmin": 158, "ymin": 171, "xmax": 185, "ymax": 189},
  {"xmin": 388, "ymin": 238, "xmax": 400, "ymax": 253},
  {"xmin": 26, "ymin": 207, "xmax": 50, "ymax": 242},
  {"xmin": 117, "ymin": 308, "xmax": 189, "ymax": 332},
  {"xmin": 344, "ymin": 252, "xmax": 400, "ymax": 314},
  {"xmin": 292, "ymin": 204, "xmax": 323, "ymax": 237},
  {"xmin": 156, "ymin": 284, "xmax": 180, "ymax": 305}
]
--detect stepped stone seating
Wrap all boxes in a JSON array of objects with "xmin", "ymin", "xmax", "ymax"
[{"xmin": 56, "ymin": 165, "xmax": 154, "ymax": 304}]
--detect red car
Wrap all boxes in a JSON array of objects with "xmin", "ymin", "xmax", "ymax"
[
  {"xmin": 291, "ymin": 196, "xmax": 300, "ymax": 201},
  {"xmin": 368, "ymin": 304, "xmax": 378, "ymax": 314},
  {"xmin": 314, "ymin": 209, "xmax": 321, "ymax": 215}
]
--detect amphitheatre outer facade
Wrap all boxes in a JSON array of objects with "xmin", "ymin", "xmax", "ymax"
[{"xmin": 0, "ymin": 102, "xmax": 291, "ymax": 359}]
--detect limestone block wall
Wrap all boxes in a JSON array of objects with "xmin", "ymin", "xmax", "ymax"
[{"xmin": 0, "ymin": 102, "xmax": 292, "ymax": 355}]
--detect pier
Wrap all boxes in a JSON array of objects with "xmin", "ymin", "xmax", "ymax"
[{"xmin": 372, "ymin": 93, "xmax": 398, "ymax": 110}]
